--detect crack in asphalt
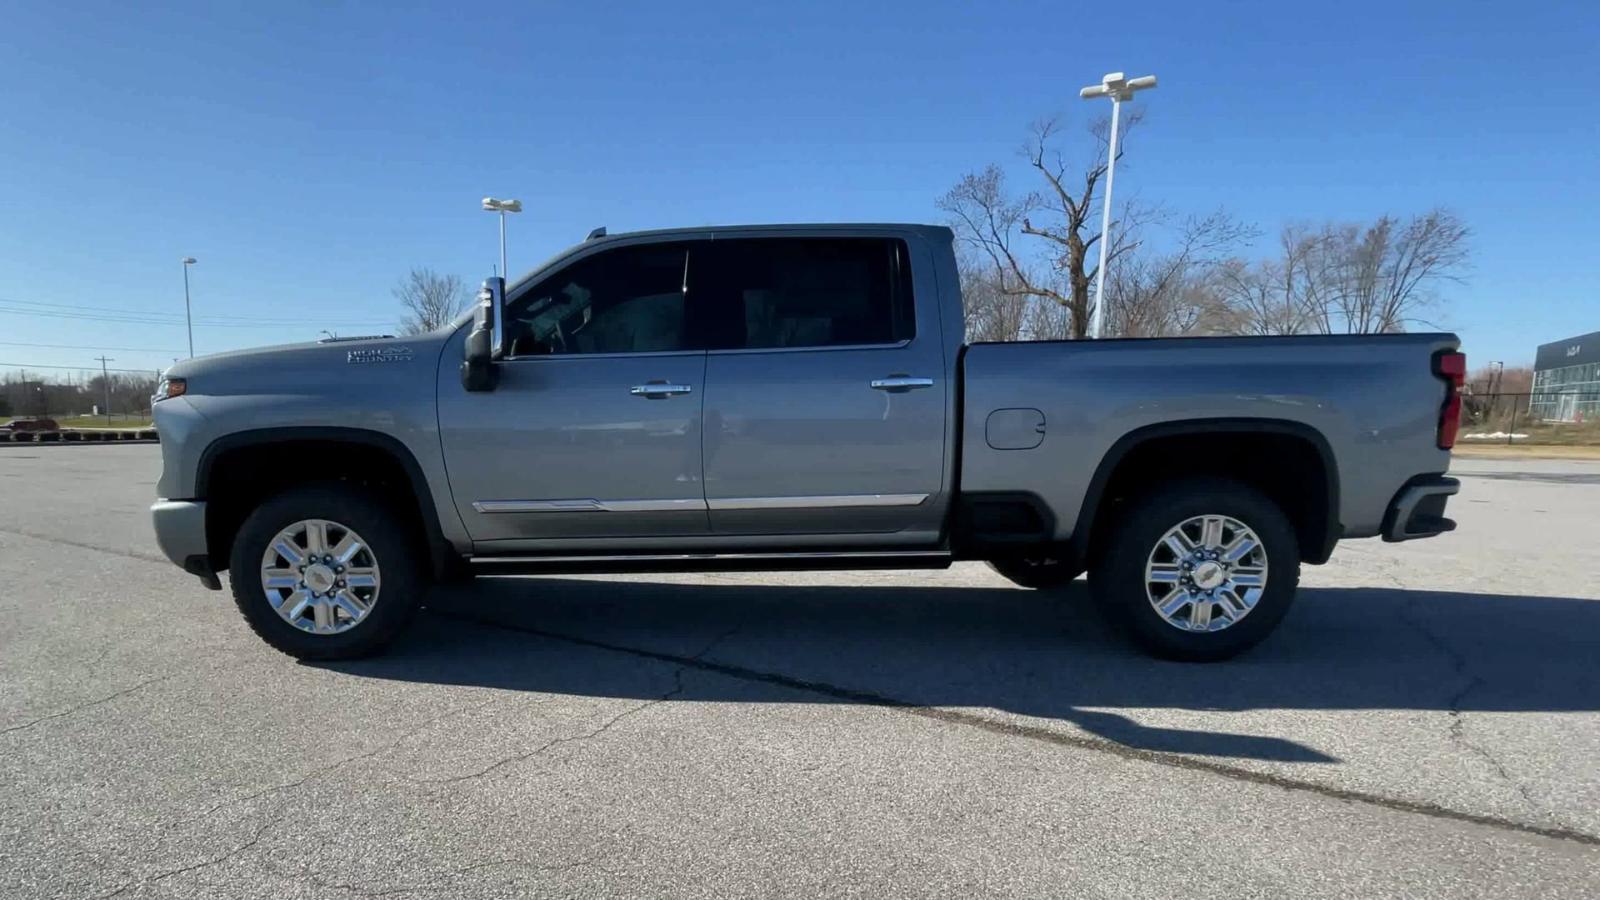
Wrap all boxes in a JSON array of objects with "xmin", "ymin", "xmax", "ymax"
[
  {"xmin": 0, "ymin": 526, "xmax": 168, "ymax": 565},
  {"xmin": 0, "ymin": 675, "xmax": 173, "ymax": 737},
  {"xmin": 421, "ymin": 693, "xmax": 666, "ymax": 785},
  {"xmin": 415, "ymin": 634, "xmax": 729, "ymax": 786},
  {"xmin": 99, "ymin": 697, "xmax": 514, "ymax": 897},
  {"xmin": 1360, "ymin": 548, "xmax": 1549, "ymax": 819},
  {"xmin": 1327, "ymin": 551, "xmax": 1550, "ymax": 824},
  {"xmin": 98, "ymin": 811, "xmax": 284, "ymax": 898},
  {"xmin": 432, "ymin": 607, "xmax": 1600, "ymax": 848},
  {"xmin": 1395, "ymin": 592, "xmax": 1546, "ymax": 817},
  {"xmin": 306, "ymin": 855, "xmax": 604, "ymax": 897},
  {"xmin": 178, "ymin": 695, "xmax": 509, "ymax": 827}
]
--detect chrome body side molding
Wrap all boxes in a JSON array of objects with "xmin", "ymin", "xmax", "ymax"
[
  {"xmin": 473, "ymin": 493, "xmax": 929, "ymax": 514},
  {"xmin": 707, "ymin": 493, "xmax": 928, "ymax": 511},
  {"xmin": 472, "ymin": 498, "xmax": 708, "ymax": 514}
]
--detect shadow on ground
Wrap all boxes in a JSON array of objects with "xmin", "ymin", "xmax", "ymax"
[{"xmin": 324, "ymin": 579, "xmax": 1600, "ymax": 765}]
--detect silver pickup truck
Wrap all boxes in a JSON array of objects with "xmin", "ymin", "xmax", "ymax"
[{"xmin": 150, "ymin": 223, "xmax": 1464, "ymax": 662}]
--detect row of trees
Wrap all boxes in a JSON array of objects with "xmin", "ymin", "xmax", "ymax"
[
  {"xmin": 0, "ymin": 371, "xmax": 158, "ymax": 419},
  {"xmin": 942, "ymin": 116, "xmax": 1471, "ymax": 342}
]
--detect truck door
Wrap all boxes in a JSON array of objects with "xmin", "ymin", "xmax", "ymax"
[
  {"xmin": 698, "ymin": 235, "xmax": 949, "ymax": 543},
  {"xmin": 437, "ymin": 240, "xmax": 711, "ymax": 544}
]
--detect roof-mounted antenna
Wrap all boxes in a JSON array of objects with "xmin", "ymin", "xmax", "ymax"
[{"xmin": 586, "ymin": 226, "xmax": 607, "ymax": 241}]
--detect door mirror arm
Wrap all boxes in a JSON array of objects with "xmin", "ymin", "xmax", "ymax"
[{"xmin": 461, "ymin": 277, "xmax": 504, "ymax": 392}]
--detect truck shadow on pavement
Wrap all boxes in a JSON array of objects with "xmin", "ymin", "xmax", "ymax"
[{"xmin": 323, "ymin": 579, "xmax": 1600, "ymax": 766}]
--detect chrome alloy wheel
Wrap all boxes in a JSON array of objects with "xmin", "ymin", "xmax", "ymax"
[
  {"xmin": 259, "ymin": 519, "xmax": 381, "ymax": 634},
  {"xmin": 1144, "ymin": 514, "xmax": 1268, "ymax": 633}
]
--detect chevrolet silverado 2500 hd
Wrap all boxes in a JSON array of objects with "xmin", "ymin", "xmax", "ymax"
[{"xmin": 150, "ymin": 224, "xmax": 1463, "ymax": 661}]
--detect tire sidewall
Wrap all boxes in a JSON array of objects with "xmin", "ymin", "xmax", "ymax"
[
  {"xmin": 1092, "ymin": 479, "xmax": 1300, "ymax": 661},
  {"xmin": 228, "ymin": 485, "xmax": 423, "ymax": 660}
]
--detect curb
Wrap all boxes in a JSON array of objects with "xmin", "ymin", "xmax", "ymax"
[{"xmin": 0, "ymin": 429, "xmax": 158, "ymax": 445}]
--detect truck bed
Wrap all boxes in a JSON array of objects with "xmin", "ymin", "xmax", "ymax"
[{"xmin": 958, "ymin": 332, "xmax": 1459, "ymax": 545}]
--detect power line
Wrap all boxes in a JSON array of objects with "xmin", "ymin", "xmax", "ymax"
[
  {"xmin": 0, "ymin": 361, "xmax": 160, "ymax": 374},
  {"xmin": 0, "ymin": 296, "xmax": 393, "ymax": 328},
  {"xmin": 0, "ymin": 294, "xmax": 382, "ymax": 322},
  {"xmin": 0, "ymin": 340, "xmax": 186, "ymax": 353},
  {"xmin": 0, "ymin": 305, "xmax": 390, "ymax": 329}
]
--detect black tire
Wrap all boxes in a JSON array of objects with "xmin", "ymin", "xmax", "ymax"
[
  {"xmin": 1089, "ymin": 478, "xmax": 1300, "ymax": 662},
  {"xmin": 987, "ymin": 556, "xmax": 1083, "ymax": 590},
  {"xmin": 228, "ymin": 484, "xmax": 426, "ymax": 660}
]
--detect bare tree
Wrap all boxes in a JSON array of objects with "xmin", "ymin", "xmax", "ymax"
[
  {"xmin": 1467, "ymin": 364, "xmax": 1532, "ymax": 395},
  {"xmin": 957, "ymin": 252, "xmax": 1030, "ymax": 342},
  {"xmin": 939, "ymin": 115, "xmax": 1141, "ymax": 339},
  {"xmin": 1025, "ymin": 296, "xmax": 1074, "ymax": 341},
  {"xmin": 395, "ymin": 268, "xmax": 469, "ymax": 335},
  {"xmin": 1219, "ymin": 226, "xmax": 1324, "ymax": 335},
  {"xmin": 1102, "ymin": 211, "xmax": 1254, "ymax": 338},
  {"xmin": 1219, "ymin": 212, "xmax": 1469, "ymax": 336},
  {"xmin": 1323, "ymin": 210, "xmax": 1469, "ymax": 333}
]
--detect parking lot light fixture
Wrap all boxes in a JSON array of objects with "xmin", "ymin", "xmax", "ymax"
[
  {"xmin": 482, "ymin": 198, "xmax": 523, "ymax": 281},
  {"xmin": 181, "ymin": 257, "xmax": 198, "ymax": 358}
]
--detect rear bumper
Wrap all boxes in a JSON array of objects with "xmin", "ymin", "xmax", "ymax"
[
  {"xmin": 1381, "ymin": 476, "xmax": 1459, "ymax": 542},
  {"xmin": 151, "ymin": 500, "xmax": 220, "ymax": 589}
]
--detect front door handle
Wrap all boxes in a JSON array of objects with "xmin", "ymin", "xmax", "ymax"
[
  {"xmin": 870, "ymin": 376, "xmax": 934, "ymax": 392},
  {"xmin": 630, "ymin": 382, "xmax": 694, "ymax": 398}
]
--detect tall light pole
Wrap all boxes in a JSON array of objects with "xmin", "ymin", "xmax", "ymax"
[
  {"xmin": 481, "ymin": 198, "xmax": 523, "ymax": 282},
  {"xmin": 181, "ymin": 257, "xmax": 198, "ymax": 357},
  {"xmin": 1080, "ymin": 71, "xmax": 1156, "ymax": 339}
]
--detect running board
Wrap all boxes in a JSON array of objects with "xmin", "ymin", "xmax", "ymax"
[{"xmin": 468, "ymin": 550, "xmax": 953, "ymax": 576}]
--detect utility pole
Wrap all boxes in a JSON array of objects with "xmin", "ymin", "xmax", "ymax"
[{"xmin": 95, "ymin": 356, "xmax": 113, "ymax": 423}]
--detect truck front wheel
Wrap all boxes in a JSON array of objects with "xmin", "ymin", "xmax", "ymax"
[
  {"xmin": 227, "ymin": 485, "xmax": 425, "ymax": 660},
  {"xmin": 1090, "ymin": 478, "xmax": 1300, "ymax": 661}
]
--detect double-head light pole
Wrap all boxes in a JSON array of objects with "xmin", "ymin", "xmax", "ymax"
[{"xmin": 1079, "ymin": 72, "xmax": 1156, "ymax": 339}]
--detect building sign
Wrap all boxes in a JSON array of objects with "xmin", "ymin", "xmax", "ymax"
[{"xmin": 1534, "ymin": 330, "xmax": 1600, "ymax": 372}]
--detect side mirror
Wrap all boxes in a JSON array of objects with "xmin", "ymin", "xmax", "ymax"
[{"xmin": 460, "ymin": 277, "xmax": 503, "ymax": 392}]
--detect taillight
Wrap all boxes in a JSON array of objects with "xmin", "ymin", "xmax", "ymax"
[{"xmin": 1433, "ymin": 351, "xmax": 1465, "ymax": 450}]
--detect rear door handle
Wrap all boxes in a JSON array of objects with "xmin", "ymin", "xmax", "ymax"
[
  {"xmin": 630, "ymin": 382, "xmax": 694, "ymax": 398},
  {"xmin": 870, "ymin": 376, "xmax": 934, "ymax": 392}
]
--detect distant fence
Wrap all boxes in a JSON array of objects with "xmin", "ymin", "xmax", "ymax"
[{"xmin": 1460, "ymin": 392, "xmax": 1600, "ymax": 445}]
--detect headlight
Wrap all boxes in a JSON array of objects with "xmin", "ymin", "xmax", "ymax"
[{"xmin": 153, "ymin": 376, "xmax": 187, "ymax": 403}]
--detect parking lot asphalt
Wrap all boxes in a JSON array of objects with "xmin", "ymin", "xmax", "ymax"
[{"xmin": 2, "ymin": 445, "xmax": 1597, "ymax": 898}]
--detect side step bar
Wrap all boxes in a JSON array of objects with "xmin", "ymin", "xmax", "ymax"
[{"xmin": 468, "ymin": 550, "xmax": 954, "ymax": 576}]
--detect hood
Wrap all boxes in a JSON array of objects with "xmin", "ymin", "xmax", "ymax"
[{"xmin": 164, "ymin": 331, "xmax": 454, "ymax": 382}]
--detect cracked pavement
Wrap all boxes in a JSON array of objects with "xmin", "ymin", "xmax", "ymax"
[{"xmin": 2, "ymin": 446, "xmax": 1598, "ymax": 898}]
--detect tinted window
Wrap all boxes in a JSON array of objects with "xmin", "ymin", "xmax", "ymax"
[
  {"xmin": 503, "ymin": 243, "xmax": 690, "ymax": 356},
  {"xmin": 704, "ymin": 238, "xmax": 913, "ymax": 350}
]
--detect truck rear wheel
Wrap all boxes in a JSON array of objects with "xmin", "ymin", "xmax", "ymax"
[
  {"xmin": 1090, "ymin": 478, "xmax": 1300, "ymax": 661},
  {"xmin": 987, "ymin": 557, "xmax": 1082, "ymax": 590},
  {"xmin": 228, "ymin": 485, "xmax": 425, "ymax": 660}
]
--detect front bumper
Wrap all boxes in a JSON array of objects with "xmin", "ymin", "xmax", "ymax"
[
  {"xmin": 1381, "ymin": 476, "xmax": 1459, "ymax": 542},
  {"xmin": 151, "ymin": 500, "xmax": 220, "ymax": 589}
]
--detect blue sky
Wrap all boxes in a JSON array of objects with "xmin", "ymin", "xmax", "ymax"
[{"xmin": 2, "ymin": 0, "xmax": 1597, "ymax": 377}]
